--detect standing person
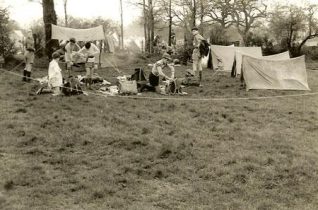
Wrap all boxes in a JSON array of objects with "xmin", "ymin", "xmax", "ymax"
[
  {"xmin": 22, "ymin": 47, "xmax": 35, "ymax": 82},
  {"xmin": 149, "ymin": 53, "xmax": 175, "ymax": 93},
  {"xmin": 191, "ymin": 27, "xmax": 204, "ymax": 87},
  {"xmin": 78, "ymin": 42, "xmax": 100, "ymax": 89},
  {"xmin": 64, "ymin": 37, "xmax": 80, "ymax": 76},
  {"xmin": 48, "ymin": 52, "xmax": 63, "ymax": 96}
]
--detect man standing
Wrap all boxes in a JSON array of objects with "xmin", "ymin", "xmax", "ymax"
[
  {"xmin": 78, "ymin": 42, "xmax": 100, "ymax": 89},
  {"xmin": 191, "ymin": 27, "xmax": 204, "ymax": 87},
  {"xmin": 64, "ymin": 37, "xmax": 80, "ymax": 76}
]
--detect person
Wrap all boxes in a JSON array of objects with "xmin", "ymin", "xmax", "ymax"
[
  {"xmin": 48, "ymin": 52, "xmax": 63, "ymax": 96},
  {"xmin": 64, "ymin": 37, "xmax": 80, "ymax": 76},
  {"xmin": 78, "ymin": 42, "xmax": 100, "ymax": 89},
  {"xmin": 149, "ymin": 53, "xmax": 175, "ymax": 93},
  {"xmin": 191, "ymin": 27, "xmax": 205, "ymax": 87},
  {"xmin": 25, "ymin": 30, "xmax": 34, "ymax": 50},
  {"xmin": 22, "ymin": 47, "xmax": 35, "ymax": 82}
]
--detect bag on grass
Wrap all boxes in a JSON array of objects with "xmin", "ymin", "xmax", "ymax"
[{"xmin": 118, "ymin": 80, "xmax": 138, "ymax": 95}]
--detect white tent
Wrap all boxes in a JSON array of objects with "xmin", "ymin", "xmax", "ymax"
[
  {"xmin": 242, "ymin": 55, "xmax": 310, "ymax": 91},
  {"xmin": 233, "ymin": 51, "xmax": 290, "ymax": 76},
  {"xmin": 211, "ymin": 45, "xmax": 235, "ymax": 71}
]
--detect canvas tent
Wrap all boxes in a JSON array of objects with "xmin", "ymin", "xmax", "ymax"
[
  {"xmin": 232, "ymin": 51, "xmax": 290, "ymax": 76},
  {"xmin": 51, "ymin": 24, "xmax": 104, "ymax": 41},
  {"xmin": 51, "ymin": 24, "xmax": 119, "ymax": 68},
  {"xmin": 242, "ymin": 55, "xmax": 310, "ymax": 91},
  {"xmin": 211, "ymin": 45, "xmax": 235, "ymax": 71}
]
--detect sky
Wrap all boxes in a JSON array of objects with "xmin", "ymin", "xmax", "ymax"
[
  {"xmin": 1, "ymin": 0, "xmax": 317, "ymax": 30},
  {"xmin": 1, "ymin": 0, "xmax": 141, "ymax": 28}
]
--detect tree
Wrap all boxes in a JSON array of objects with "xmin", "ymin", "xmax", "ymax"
[
  {"xmin": 0, "ymin": 7, "xmax": 15, "ymax": 58},
  {"xmin": 269, "ymin": 4, "xmax": 318, "ymax": 56},
  {"xmin": 206, "ymin": 0, "xmax": 232, "ymax": 29},
  {"xmin": 42, "ymin": 0, "xmax": 59, "ymax": 58},
  {"xmin": 231, "ymin": 0, "xmax": 267, "ymax": 46},
  {"xmin": 29, "ymin": 0, "xmax": 59, "ymax": 58},
  {"xmin": 297, "ymin": 4, "xmax": 318, "ymax": 55}
]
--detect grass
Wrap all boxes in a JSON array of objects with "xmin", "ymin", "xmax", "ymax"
[{"xmin": 0, "ymin": 56, "xmax": 318, "ymax": 209}]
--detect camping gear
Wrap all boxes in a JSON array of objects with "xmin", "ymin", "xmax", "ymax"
[
  {"xmin": 118, "ymin": 78, "xmax": 138, "ymax": 95},
  {"xmin": 162, "ymin": 78, "xmax": 185, "ymax": 95},
  {"xmin": 241, "ymin": 55, "xmax": 310, "ymax": 91},
  {"xmin": 62, "ymin": 76, "xmax": 83, "ymax": 96}
]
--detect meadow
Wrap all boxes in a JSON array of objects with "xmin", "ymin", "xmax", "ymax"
[{"xmin": 0, "ymin": 56, "xmax": 318, "ymax": 210}]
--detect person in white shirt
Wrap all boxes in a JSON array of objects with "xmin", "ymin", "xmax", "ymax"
[
  {"xmin": 149, "ymin": 53, "xmax": 175, "ymax": 93},
  {"xmin": 64, "ymin": 38, "xmax": 80, "ymax": 76},
  {"xmin": 48, "ymin": 52, "xmax": 63, "ymax": 96},
  {"xmin": 78, "ymin": 42, "xmax": 100, "ymax": 89}
]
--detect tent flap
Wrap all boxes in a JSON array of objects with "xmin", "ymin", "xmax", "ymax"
[
  {"xmin": 242, "ymin": 55, "xmax": 310, "ymax": 91},
  {"xmin": 51, "ymin": 24, "xmax": 105, "ymax": 41}
]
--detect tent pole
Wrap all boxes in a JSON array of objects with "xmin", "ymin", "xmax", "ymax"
[{"xmin": 99, "ymin": 40, "xmax": 102, "ymax": 69}]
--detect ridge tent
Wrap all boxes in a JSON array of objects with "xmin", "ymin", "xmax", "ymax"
[
  {"xmin": 232, "ymin": 51, "xmax": 290, "ymax": 77},
  {"xmin": 242, "ymin": 55, "xmax": 310, "ymax": 91},
  {"xmin": 211, "ymin": 45, "xmax": 235, "ymax": 71}
]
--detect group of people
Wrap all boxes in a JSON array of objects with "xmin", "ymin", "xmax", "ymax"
[
  {"xmin": 23, "ymin": 37, "xmax": 100, "ymax": 96},
  {"xmin": 24, "ymin": 27, "xmax": 206, "ymax": 96}
]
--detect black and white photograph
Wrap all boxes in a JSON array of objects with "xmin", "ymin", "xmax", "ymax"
[{"xmin": 0, "ymin": 0, "xmax": 318, "ymax": 209}]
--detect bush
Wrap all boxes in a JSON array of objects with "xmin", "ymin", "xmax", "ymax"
[{"xmin": 0, "ymin": 8, "xmax": 16, "ymax": 59}]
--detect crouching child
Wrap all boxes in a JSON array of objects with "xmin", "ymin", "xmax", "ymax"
[{"xmin": 48, "ymin": 52, "xmax": 63, "ymax": 96}]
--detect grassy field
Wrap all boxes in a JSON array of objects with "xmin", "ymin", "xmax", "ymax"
[{"xmin": 0, "ymin": 56, "xmax": 318, "ymax": 210}]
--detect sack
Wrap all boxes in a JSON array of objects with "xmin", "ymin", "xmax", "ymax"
[
  {"xmin": 165, "ymin": 78, "xmax": 183, "ymax": 95},
  {"xmin": 62, "ymin": 77, "xmax": 83, "ymax": 96},
  {"xmin": 199, "ymin": 40, "xmax": 210, "ymax": 57},
  {"xmin": 118, "ymin": 80, "xmax": 138, "ymax": 95}
]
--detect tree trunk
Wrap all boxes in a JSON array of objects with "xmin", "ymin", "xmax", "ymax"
[
  {"xmin": 148, "ymin": 0, "xmax": 154, "ymax": 54},
  {"xmin": 193, "ymin": 0, "xmax": 197, "ymax": 27},
  {"xmin": 200, "ymin": 0, "xmax": 204, "ymax": 34},
  {"xmin": 64, "ymin": 0, "xmax": 68, "ymax": 27},
  {"xmin": 42, "ymin": 0, "xmax": 58, "ymax": 59},
  {"xmin": 168, "ymin": 0, "xmax": 172, "ymax": 46},
  {"xmin": 120, "ymin": 0, "xmax": 124, "ymax": 49},
  {"xmin": 143, "ymin": 0, "xmax": 148, "ymax": 52}
]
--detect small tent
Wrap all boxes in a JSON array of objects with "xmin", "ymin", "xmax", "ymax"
[
  {"xmin": 211, "ymin": 45, "xmax": 235, "ymax": 71},
  {"xmin": 242, "ymin": 55, "xmax": 310, "ymax": 91},
  {"xmin": 232, "ymin": 51, "xmax": 290, "ymax": 77}
]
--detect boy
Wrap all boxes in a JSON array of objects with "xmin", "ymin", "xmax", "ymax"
[
  {"xmin": 149, "ymin": 53, "xmax": 175, "ymax": 93},
  {"xmin": 78, "ymin": 42, "xmax": 100, "ymax": 89},
  {"xmin": 65, "ymin": 38, "xmax": 80, "ymax": 76},
  {"xmin": 191, "ymin": 27, "xmax": 205, "ymax": 86},
  {"xmin": 48, "ymin": 52, "xmax": 63, "ymax": 96},
  {"xmin": 22, "ymin": 47, "xmax": 35, "ymax": 82}
]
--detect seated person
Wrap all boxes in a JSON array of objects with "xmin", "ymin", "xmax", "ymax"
[{"xmin": 149, "ymin": 53, "xmax": 175, "ymax": 93}]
